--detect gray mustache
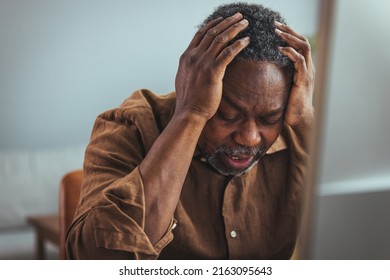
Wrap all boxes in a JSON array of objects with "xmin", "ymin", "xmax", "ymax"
[{"xmin": 216, "ymin": 145, "xmax": 265, "ymax": 157}]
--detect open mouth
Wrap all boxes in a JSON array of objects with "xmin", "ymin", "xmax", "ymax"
[
  {"xmin": 204, "ymin": 144, "xmax": 265, "ymax": 176},
  {"xmin": 222, "ymin": 153, "xmax": 255, "ymax": 170}
]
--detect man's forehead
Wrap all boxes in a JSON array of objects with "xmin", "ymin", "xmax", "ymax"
[{"xmin": 223, "ymin": 60, "xmax": 289, "ymax": 106}]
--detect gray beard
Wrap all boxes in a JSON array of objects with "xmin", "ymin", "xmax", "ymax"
[{"xmin": 205, "ymin": 145, "xmax": 266, "ymax": 177}]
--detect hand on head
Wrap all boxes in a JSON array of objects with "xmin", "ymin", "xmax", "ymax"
[
  {"xmin": 274, "ymin": 21, "xmax": 315, "ymax": 127},
  {"xmin": 174, "ymin": 13, "xmax": 250, "ymax": 121}
]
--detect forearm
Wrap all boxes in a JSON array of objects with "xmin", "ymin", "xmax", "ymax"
[
  {"xmin": 286, "ymin": 108, "xmax": 314, "ymax": 152},
  {"xmin": 139, "ymin": 111, "xmax": 207, "ymax": 244},
  {"xmin": 275, "ymin": 21, "xmax": 315, "ymax": 153}
]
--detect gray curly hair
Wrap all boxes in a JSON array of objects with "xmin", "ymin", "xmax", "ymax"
[{"xmin": 201, "ymin": 2, "xmax": 294, "ymax": 76}]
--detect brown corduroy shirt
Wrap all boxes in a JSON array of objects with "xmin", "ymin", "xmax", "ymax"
[{"xmin": 66, "ymin": 89, "xmax": 308, "ymax": 260}]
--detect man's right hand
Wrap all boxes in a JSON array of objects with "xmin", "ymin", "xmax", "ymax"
[{"xmin": 174, "ymin": 13, "xmax": 250, "ymax": 121}]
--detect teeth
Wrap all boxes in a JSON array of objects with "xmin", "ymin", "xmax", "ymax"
[{"xmin": 231, "ymin": 156, "xmax": 240, "ymax": 160}]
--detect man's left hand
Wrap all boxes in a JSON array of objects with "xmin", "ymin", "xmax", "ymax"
[{"xmin": 275, "ymin": 21, "xmax": 315, "ymax": 128}]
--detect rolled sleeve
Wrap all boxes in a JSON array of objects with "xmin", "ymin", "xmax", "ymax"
[
  {"xmin": 66, "ymin": 167, "xmax": 175, "ymax": 259},
  {"xmin": 66, "ymin": 104, "xmax": 175, "ymax": 259}
]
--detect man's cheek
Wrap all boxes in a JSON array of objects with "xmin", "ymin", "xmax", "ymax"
[{"xmin": 199, "ymin": 139, "xmax": 218, "ymax": 154}]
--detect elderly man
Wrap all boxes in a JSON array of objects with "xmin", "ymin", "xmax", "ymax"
[{"xmin": 66, "ymin": 2, "xmax": 314, "ymax": 259}]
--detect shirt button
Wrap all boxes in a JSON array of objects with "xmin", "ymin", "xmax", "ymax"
[
  {"xmin": 230, "ymin": 230, "xmax": 237, "ymax": 238},
  {"xmin": 200, "ymin": 157, "xmax": 207, "ymax": 162}
]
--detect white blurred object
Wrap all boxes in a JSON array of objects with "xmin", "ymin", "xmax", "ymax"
[{"xmin": 0, "ymin": 145, "xmax": 84, "ymax": 229}]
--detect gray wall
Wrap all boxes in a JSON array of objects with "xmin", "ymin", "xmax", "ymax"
[
  {"xmin": 318, "ymin": 0, "xmax": 390, "ymax": 195},
  {"xmin": 313, "ymin": 190, "xmax": 390, "ymax": 259}
]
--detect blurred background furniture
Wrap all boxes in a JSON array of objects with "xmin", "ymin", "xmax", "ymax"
[
  {"xmin": 0, "ymin": 146, "xmax": 84, "ymax": 259},
  {"xmin": 27, "ymin": 214, "xmax": 59, "ymax": 259},
  {"xmin": 59, "ymin": 170, "xmax": 83, "ymax": 259},
  {"xmin": 26, "ymin": 169, "xmax": 83, "ymax": 260}
]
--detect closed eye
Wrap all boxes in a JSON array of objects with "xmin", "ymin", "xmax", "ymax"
[
  {"xmin": 259, "ymin": 115, "xmax": 283, "ymax": 125},
  {"xmin": 217, "ymin": 110, "xmax": 241, "ymax": 122},
  {"xmin": 258, "ymin": 109, "xmax": 285, "ymax": 125}
]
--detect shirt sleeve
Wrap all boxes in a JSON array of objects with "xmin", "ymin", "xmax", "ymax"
[
  {"xmin": 282, "ymin": 123, "xmax": 310, "ymax": 206},
  {"xmin": 66, "ymin": 112, "xmax": 175, "ymax": 259}
]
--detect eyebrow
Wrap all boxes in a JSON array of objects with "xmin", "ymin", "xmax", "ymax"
[
  {"xmin": 221, "ymin": 95, "xmax": 246, "ymax": 113},
  {"xmin": 221, "ymin": 95, "xmax": 286, "ymax": 116},
  {"xmin": 261, "ymin": 106, "xmax": 286, "ymax": 117}
]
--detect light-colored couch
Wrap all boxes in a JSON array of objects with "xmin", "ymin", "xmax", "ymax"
[{"xmin": 0, "ymin": 145, "xmax": 85, "ymax": 259}]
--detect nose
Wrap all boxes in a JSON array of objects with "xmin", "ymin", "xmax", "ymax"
[{"xmin": 232, "ymin": 119, "xmax": 261, "ymax": 148}]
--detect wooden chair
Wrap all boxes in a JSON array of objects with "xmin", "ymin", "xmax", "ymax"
[
  {"xmin": 27, "ymin": 169, "xmax": 83, "ymax": 259},
  {"xmin": 59, "ymin": 169, "xmax": 83, "ymax": 259},
  {"xmin": 27, "ymin": 214, "xmax": 60, "ymax": 259}
]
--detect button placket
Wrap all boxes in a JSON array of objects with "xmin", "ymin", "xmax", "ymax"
[{"xmin": 222, "ymin": 177, "xmax": 243, "ymax": 259}]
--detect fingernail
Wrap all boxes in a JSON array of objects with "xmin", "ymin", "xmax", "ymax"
[
  {"xmin": 274, "ymin": 21, "xmax": 283, "ymax": 26},
  {"xmin": 275, "ymin": 28, "xmax": 282, "ymax": 35},
  {"xmin": 240, "ymin": 19, "xmax": 249, "ymax": 25},
  {"xmin": 243, "ymin": 36, "xmax": 250, "ymax": 43},
  {"xmin": 234, "ymin": 12, "xmax": 243, "ymax": 18}
]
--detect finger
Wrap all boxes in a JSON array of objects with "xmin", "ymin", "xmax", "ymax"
[
  {"xmin": 197, "ymin": 12, "xmax": 244, "ymax": 52},
  {"xmin": 206, "ymin": 18, "xmax": 249, "ymax": 56},
  {"xmin": 274, "ymin": 21, "xmax": 307, "ymax": 42},
  {"xmin": 188, "ymin": 17, "xmax": 223, "ymax": 49},
  {"xmin": 275, "ymin": 28, "xmax": 311, "ymax": 61},
  {"xmin": 278, "ymin": 46, "xmax": 306, "ymax": 70},
  {"xmin": 274, "ymin": 23, "xmax": 313, "ymax": 69},
  {"xmin": 215, "ymin": 36, "xmax": 250, "ymax": 70},
  {"xmin": 278, "ymin": 46, "xmax": 309, "ymax": 81},
  {"xmin": 278, "ymin": 46, "xmax": 315, "ymax": 91}
]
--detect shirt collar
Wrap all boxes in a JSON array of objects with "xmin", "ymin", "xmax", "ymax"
[{"xmin": 266, "ymin": 134, "xmax": 287, "ymax": 154}]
